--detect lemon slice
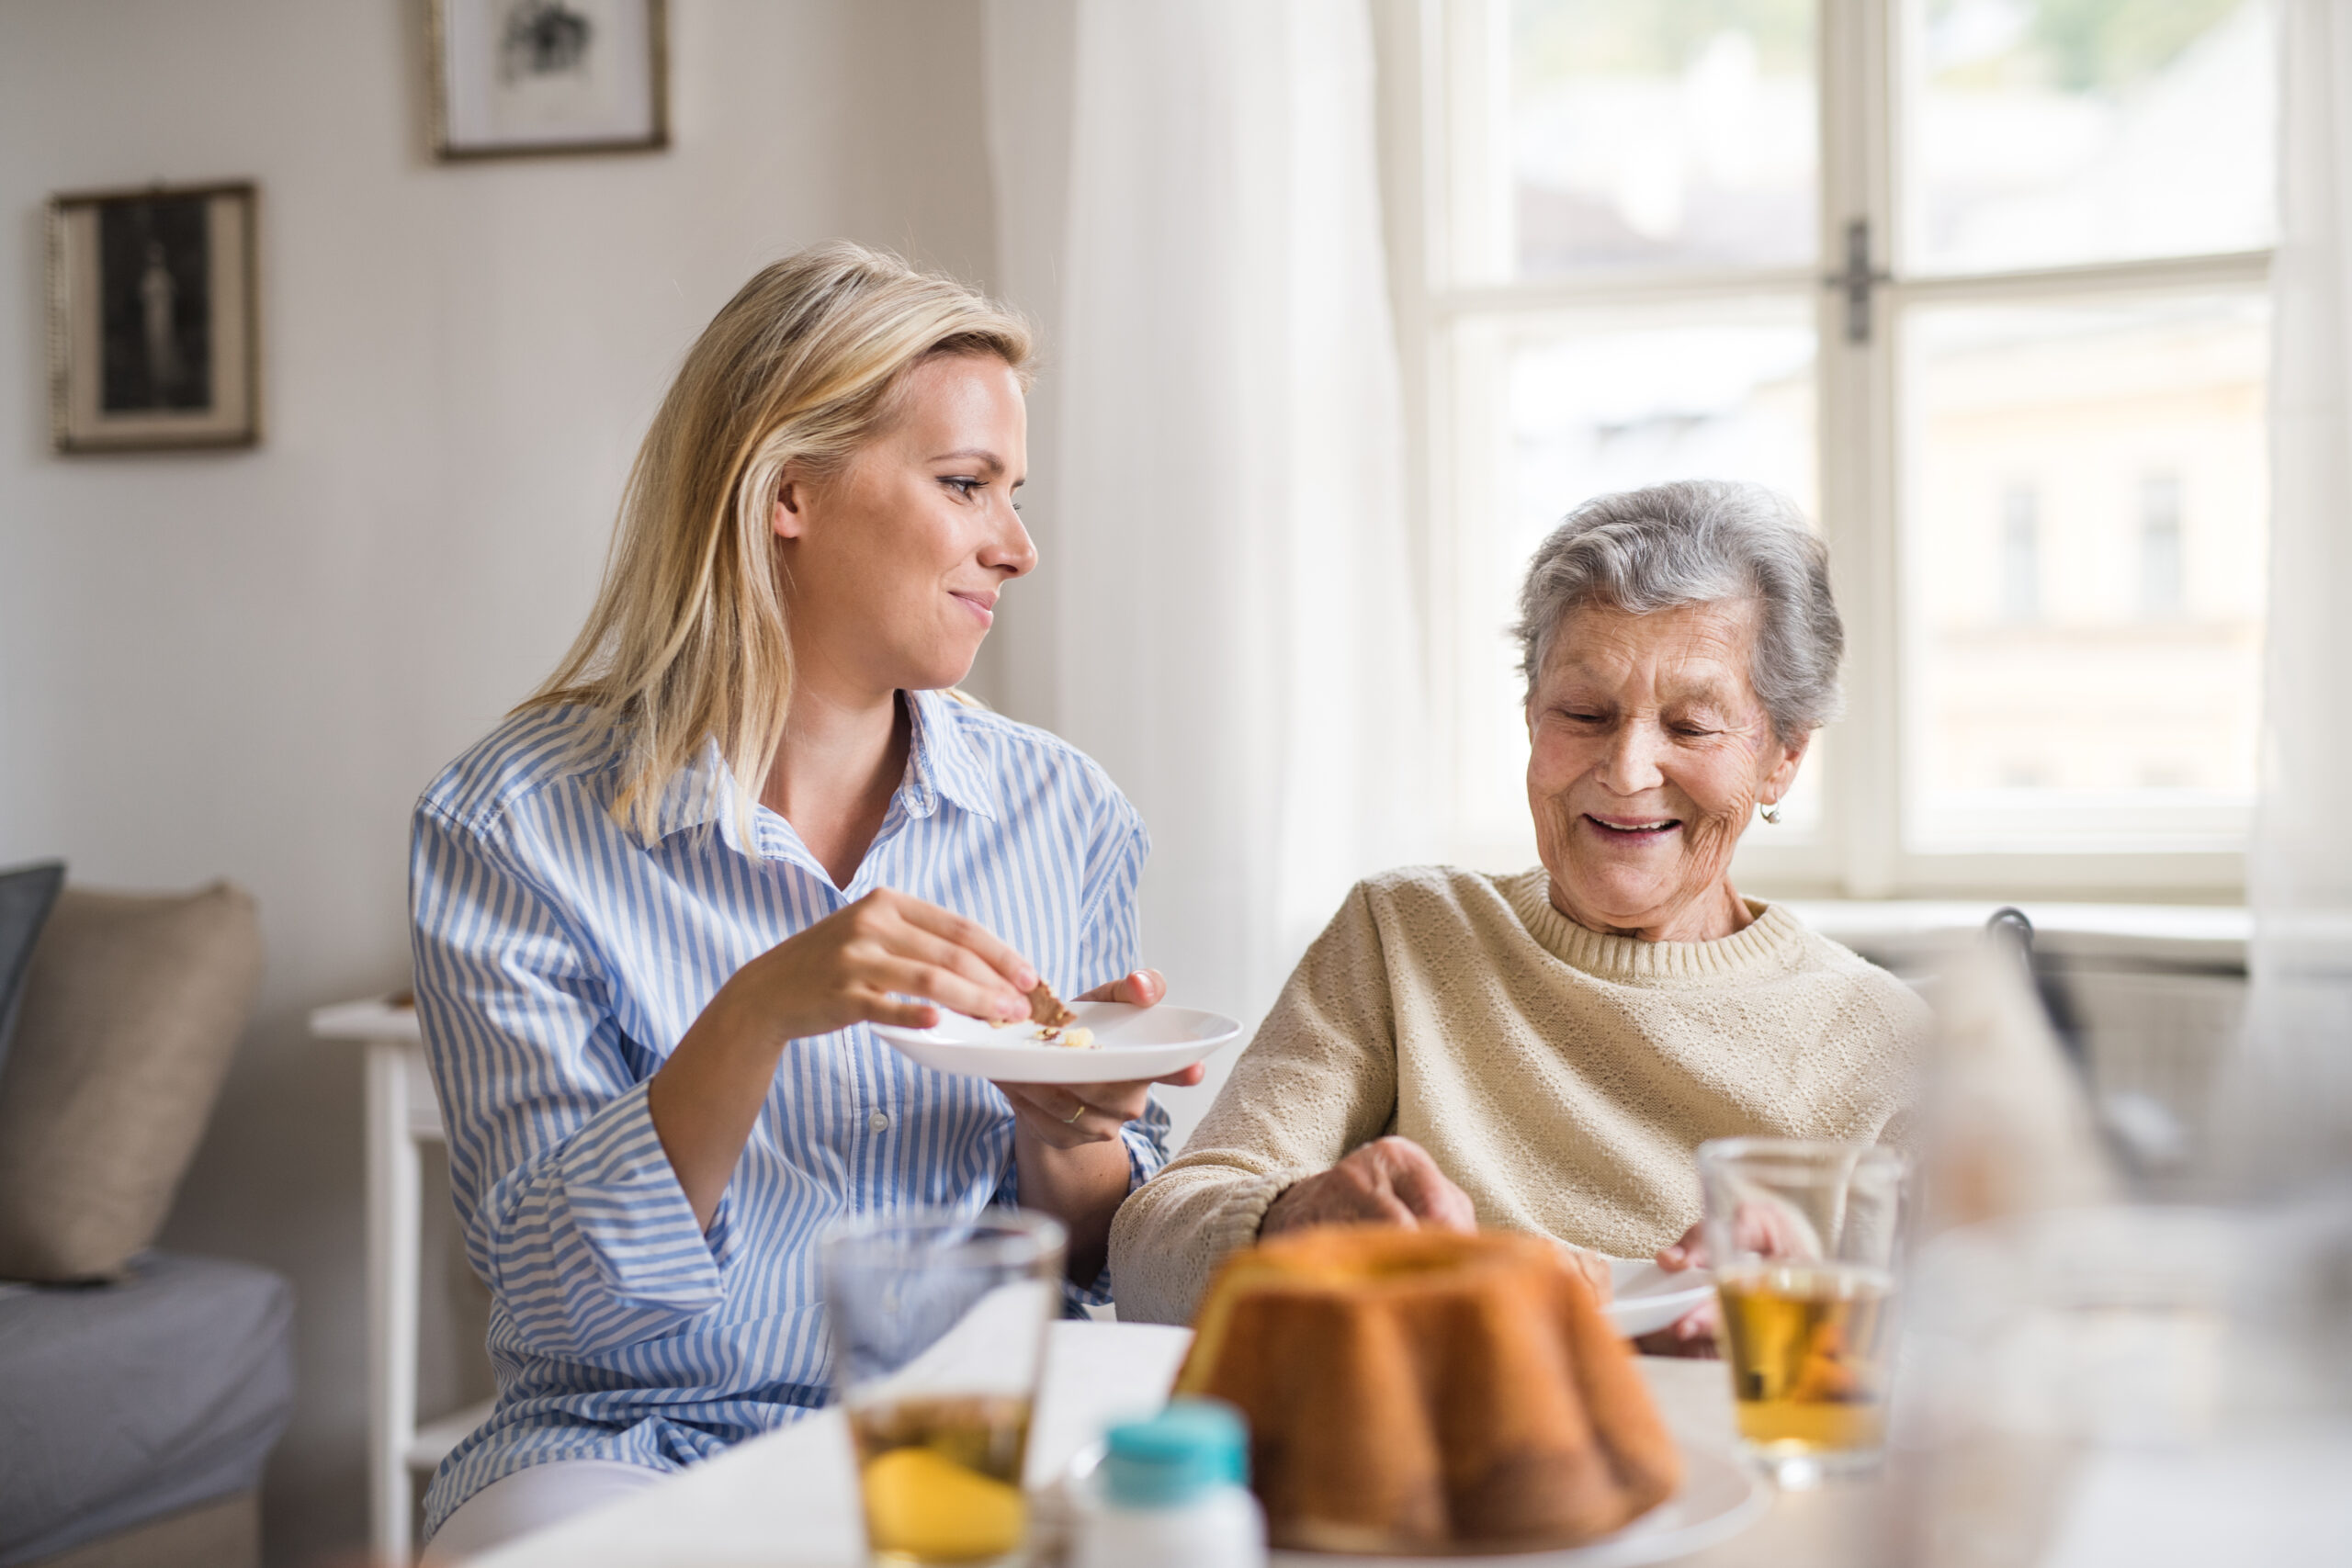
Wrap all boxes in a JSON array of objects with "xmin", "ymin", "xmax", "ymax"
[{"xmin": 860, "ymin": 1448, "xmax": 1025, "ymax": 1560}]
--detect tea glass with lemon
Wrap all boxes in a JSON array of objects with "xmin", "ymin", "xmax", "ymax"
[{"xmin": 822, "ymin": 1209, "xmax": 1065, "ymax": 1566}]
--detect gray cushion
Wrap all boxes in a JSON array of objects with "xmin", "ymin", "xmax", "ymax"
[
  {"xmin": 0, "ymin": 884, "xmax": 261, "ymax": 1281},
  {"xmin": 0, "ymin": 863, "xmax": 63, "ymax": 1082},
  {"xmin": 0, "ymin": 1251, "xmax": 294, "ymax": 1565}
]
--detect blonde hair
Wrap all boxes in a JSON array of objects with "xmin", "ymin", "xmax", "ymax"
[{"xmin": 523, "ymin": 241, "xmax": 1033, "ymax": 842}]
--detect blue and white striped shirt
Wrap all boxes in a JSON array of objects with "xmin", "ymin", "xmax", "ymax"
[{"xmin": 408, "ymin": 689, "xmax": 1168, "ymax": 1533}]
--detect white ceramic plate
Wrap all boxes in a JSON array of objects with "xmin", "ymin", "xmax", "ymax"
[
  {"xmin": 1602, "ymin": 1258, "xmax": 1715, "ymax": 1339},
  {"xmin": 873, "ymin": 1000, "xmax": 1242, "ymax": 1085},
  {"xmin": 1266, "ymin": 1443, "xmax": 1767, "ymax": 1568}
]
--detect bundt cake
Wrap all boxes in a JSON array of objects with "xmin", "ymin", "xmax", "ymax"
[{"xmin": 1172, "ymin": 1226, "xmax": 1681, "ymax": 1554}]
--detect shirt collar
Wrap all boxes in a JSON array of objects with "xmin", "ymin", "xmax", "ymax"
[
  {"xmin": 903, "ymin": 688, "xmax": 1000, "ymax": 822},
  {"xmin": 640, "ymin": 689, "xmax": 998, "ymax": 851},
  {"xmin": 645, "ymin": 737, "xmax": 745, "ymax": 853}
]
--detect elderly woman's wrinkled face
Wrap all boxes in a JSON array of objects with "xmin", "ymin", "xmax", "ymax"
[{"xmin": 1526, "ymin": 600, "xmax": 1807, "ymax": 942}]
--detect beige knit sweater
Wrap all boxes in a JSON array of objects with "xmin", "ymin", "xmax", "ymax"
[{"xmin": 1108, "ymin": 865, "xmax": 1928, "ymax": 1326}]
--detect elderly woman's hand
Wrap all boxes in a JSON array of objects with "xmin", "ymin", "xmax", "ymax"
[
  {"xmin": 1261, "ymin": 1136, "xmax": 1476, "ymax": 1237},
  {"xmin": 1640, "ymin": 1219, "xmax": 1722, "ymax": 1357},
  {"xmin": 1641, "ymin": 1198, "xmax": 1815, "ymax": 1357}
]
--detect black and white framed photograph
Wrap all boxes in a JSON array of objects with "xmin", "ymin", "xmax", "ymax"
[
  {"xmin": 47, "ymin": 182, "xmax": 261, "ymax": 454},
  {"xmin": 430, "ymin": 0, "xmax": 669, "ymax": 160}
]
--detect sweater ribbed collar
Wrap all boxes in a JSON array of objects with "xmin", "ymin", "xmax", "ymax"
[{"xmin": 1499, "ymin": 866, "xmax": 1808, "ymax": 985}]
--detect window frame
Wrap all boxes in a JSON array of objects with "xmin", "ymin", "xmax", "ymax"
[{"xmin": 1374, "ymin": 0, "xmax": 2272, "ymax": 901}]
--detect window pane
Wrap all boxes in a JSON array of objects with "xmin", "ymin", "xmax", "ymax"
[
  {"xmin": 1904, "ymin": 292, "xmax": 2268, "ymax": 849},
  {"xmin": 1506, "ymin": 0, "xmax": 1818, "ymax": 277},
  {"xmin": 1450, "ymin": 303, "xmax": 1821, "ymax": 854},
  {"xmin": 1904, "ymin": 0, "xmax": 2277, "ymax": 276}
]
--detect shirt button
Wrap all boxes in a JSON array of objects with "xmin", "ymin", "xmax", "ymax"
[{"xmin": 867, "ymin": 1111, "xmax": 891, "ymax": 1134}]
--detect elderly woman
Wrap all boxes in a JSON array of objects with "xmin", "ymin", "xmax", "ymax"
[{"xmin": 1108, "ymin": 479, "xmax": 1927, "ymax": 1331}]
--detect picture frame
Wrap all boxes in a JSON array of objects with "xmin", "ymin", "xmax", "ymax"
[
  {"xmin": 429, "ymin": 0, "xmax": 669, "ymax": 161},
  {"xmin": 47, "ymin": 181, "xmax": 261, "ymax": 455}
]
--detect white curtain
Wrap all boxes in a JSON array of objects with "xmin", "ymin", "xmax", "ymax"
[
  {"xmin": 2240, "ymin": 0, "xmax": 2352, "ymax": 1190},
  {"xmin": 981, "ymin": 0, "xmax": 1429, "ymax": 1073}
]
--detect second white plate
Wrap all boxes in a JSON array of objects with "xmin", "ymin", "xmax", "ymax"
[
  {"xmin": 874, "ymin": 1001, "xmax": 1242, "ymax": 1085},
  {"xmin": 1603, "ymin": 1258, "xmax": 1715, "ymax": 1338}
]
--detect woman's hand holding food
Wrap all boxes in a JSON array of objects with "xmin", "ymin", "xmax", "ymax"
[
  {"xmin": 718, "ymin": 886, "xmax": 1038, "ymax": 1044},
  {"xmin": 1261, "ymin": 1136, "xmax": 1477, "ymax": 1238},
  {"xmin": 663, "ymin": 907, "xmax": 1190, "ymax": 1283},
  {"xmin": 655, "ymin": 887, "xmax": 1040, "ymax": 1231}
]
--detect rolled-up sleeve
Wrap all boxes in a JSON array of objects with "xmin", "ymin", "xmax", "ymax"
[{"xmin": 411, "ymin": 802, "xmax": 733, "ymax": 1359}]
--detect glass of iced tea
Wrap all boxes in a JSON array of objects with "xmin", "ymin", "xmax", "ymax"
[
  {"xmin": 1696, "ymin": 1137, "xmax": 1908, "ymax": 1488},
  {"xmin": 821, "ymin": 1208, "xmax": 1066, "ymax": 1566}
]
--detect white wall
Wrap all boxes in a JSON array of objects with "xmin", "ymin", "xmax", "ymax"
[{"xmin": 0, "ymin": 2, "xmax": 995, "ymax": 1559}]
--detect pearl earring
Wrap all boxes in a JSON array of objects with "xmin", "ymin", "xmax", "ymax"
[{"xmin": 1759, "ymin": 802, "xmax": 1782, "ymax": 825}]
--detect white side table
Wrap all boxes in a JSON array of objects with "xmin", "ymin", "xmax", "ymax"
[{"xmin": 311, "ymin": 998, "xmax": 493, "ymax": 1566}]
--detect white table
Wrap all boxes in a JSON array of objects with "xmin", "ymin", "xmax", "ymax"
[
  {"xmin": 463, "ymin": 1325, "xmax": 1832, "ymax": 1568},
  {"xmin": 311, "ymin": 996, "xmax": 494, "ymax": 1567}
]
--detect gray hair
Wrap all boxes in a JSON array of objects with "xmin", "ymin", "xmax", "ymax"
[{"xmin": 1513, "ymin": 479, "xmax": 1844, "ymax": 740}]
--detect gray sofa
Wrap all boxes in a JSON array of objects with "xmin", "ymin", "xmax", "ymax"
[
  {"xmin": 0, "ymin": 1254, "xmax": 293, "ymax": 1566},
  {"xmin": 0, "ymin": 875, "xmax": 294, "ymax": 1568}
]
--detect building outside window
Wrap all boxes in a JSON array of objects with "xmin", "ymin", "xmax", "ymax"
[
  {"xmin": 2000, "ymin": 481, "xmax": 2041, "ymax": 625},
  {"xmin": 1385, "ymin": 0, "xmax": 2275, "ymax": 896},
  {"xmin": 2140, "ymin": 470, "xmax": 2185, "ymax": 619}
]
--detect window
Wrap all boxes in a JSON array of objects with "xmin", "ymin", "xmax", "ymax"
[{"xmin": 1386, "ymin": 0, "xmax": 2275, "ymax": 895}]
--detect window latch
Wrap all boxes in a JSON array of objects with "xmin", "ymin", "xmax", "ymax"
[{"xmin": 1826, "ymin": 219, "xmax": 1893, "ymax": 344}]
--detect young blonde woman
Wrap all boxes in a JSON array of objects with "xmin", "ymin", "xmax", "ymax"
[{"xmin": 410, "ymin": 243, "xmax": 1199, "ymax": 1555}]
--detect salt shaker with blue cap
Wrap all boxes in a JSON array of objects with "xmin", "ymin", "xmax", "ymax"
[{"xmin": 1071, "ymin": 1397, "xmax": 1265, "ymax": 1568}]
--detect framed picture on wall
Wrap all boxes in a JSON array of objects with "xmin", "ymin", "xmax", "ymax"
[
  {"xmin": 47, "ymin": 182, "xmax": 261, "ymax": 454},
  {"xmin": 430, "ymin": 0, "xmax": 670, "ymax": 160}
]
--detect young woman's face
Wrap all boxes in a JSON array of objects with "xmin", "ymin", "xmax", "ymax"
[{"xmin": 772, "ymin": 354, "xmax": 1034, "ymax": 698}]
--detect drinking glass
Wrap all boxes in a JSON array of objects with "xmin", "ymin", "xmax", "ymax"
[
  {"xmin": 822, "ymin": 1208, "xmax": 1067, "ymax": 1566},
  {"xmin": 1697, "ymin": 1137, "xmax": 1907, "ymax": 1487}
]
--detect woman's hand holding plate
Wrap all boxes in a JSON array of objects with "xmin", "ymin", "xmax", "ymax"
[{"xmin": 990, "ymin": 968, "xmax": 1209, "ymax": 1146}]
